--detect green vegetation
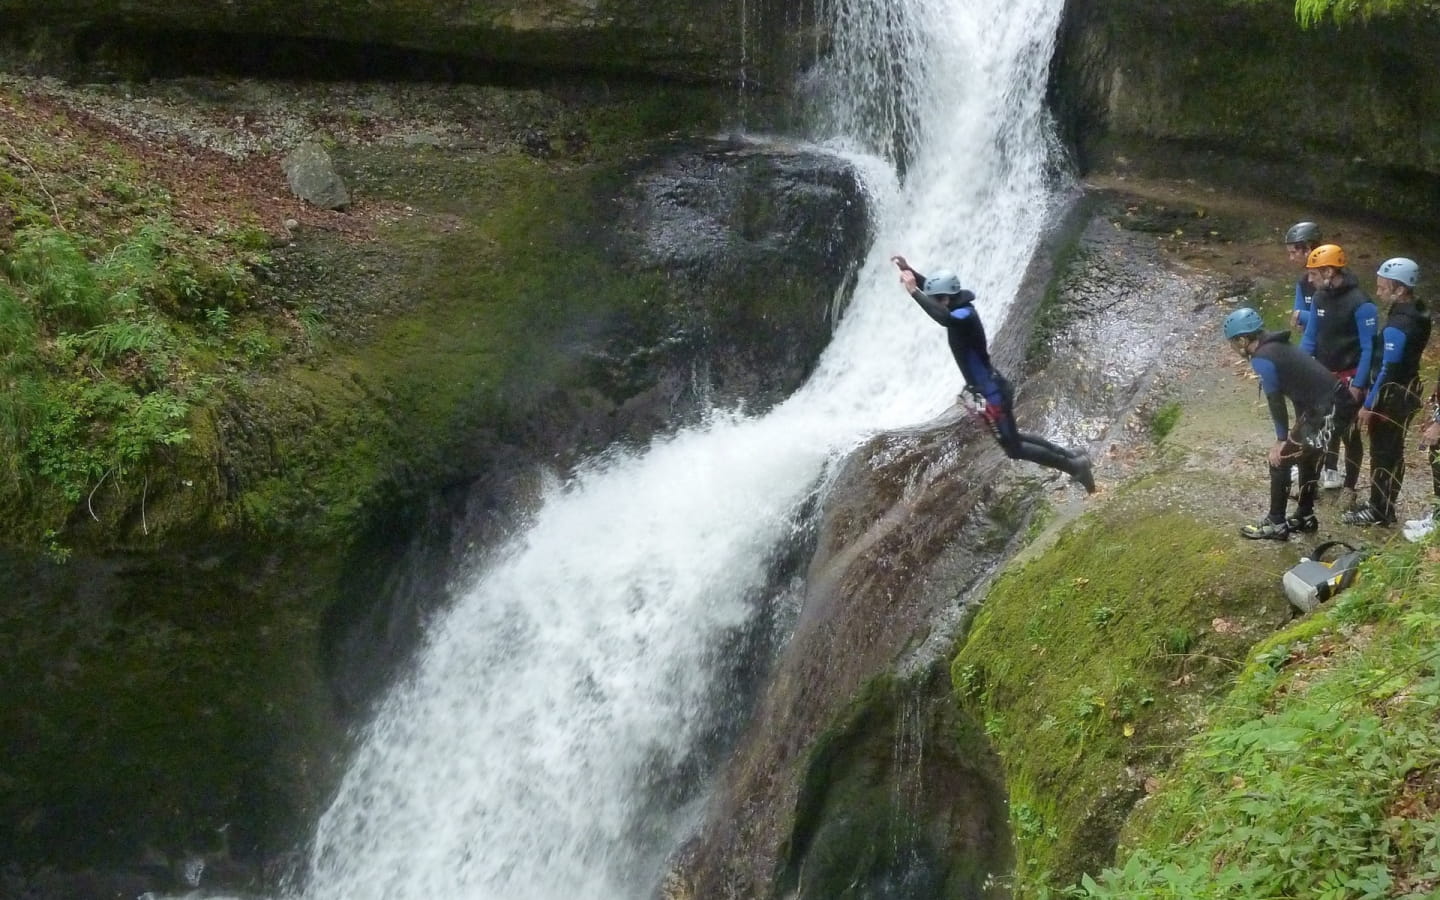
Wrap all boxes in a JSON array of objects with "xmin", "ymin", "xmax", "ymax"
[
  {"xmin": 1077, "ymin": 538, "xmax": 1440, "ymax": 899},
  {"xmin": 952, "ymin": 501, "xmax": 1291, "ymax": 893},
  {"xmin": 1232, "ymin": 0, "xmax": 1440, "ymax": 27},
  {"xmin": 1147, "ymin": 401, "xmax": 1182, "ymax": 442},
  {"xmin": 1, "ymin": 90, "xmax": 275, "ymax": 544},
  {"xmin": 780, "ymin": 671, "xmax": 1010, "ymax": 900}
]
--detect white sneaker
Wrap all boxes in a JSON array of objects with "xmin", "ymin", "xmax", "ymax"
[
  {"xmin": 1403, "ymin": 509, "xmax": 1437, "ymax": 543},
  {"xmin": 1319, "ymin": 468, "xmax": 1344, "ymax": 490}
]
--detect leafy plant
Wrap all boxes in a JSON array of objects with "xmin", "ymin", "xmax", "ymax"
[
  {"xmin": 1147, "ymin": 401, "xmax": 1182, "ymax": 442},
  {"xmin": 1078, "ymin": 539, "xmax": 1440, "ymax": 898}
]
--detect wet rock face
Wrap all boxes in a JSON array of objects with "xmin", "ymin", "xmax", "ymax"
[
  {"xmin": 0, "ymin": 0, "xmax": 817, "ymax": 86},
  {"xmin": 325, "ymin": 139, "xmax": 871, "ymax": 718},
  {"xmin": 1052, "ymin": 0, "xmax": 1440, "ymax": 224},
  {"xmin": 670, "ymin": 193, "xmax": 1225, "ymax": 898},
  {"xmin": 610, "ymin": 142, "xmax": 869, "ymax": 412}
]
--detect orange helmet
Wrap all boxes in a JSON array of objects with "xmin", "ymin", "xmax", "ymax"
[{"xmin": 1306, "ymin": 244, "xmax": 1347, "ymax": 269}]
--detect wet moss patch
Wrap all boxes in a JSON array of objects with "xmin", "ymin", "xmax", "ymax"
[{"xmin": 952, "ymin": 490, "xmax": 1292, "ymax": 891}]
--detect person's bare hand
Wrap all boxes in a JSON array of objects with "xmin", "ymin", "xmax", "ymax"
[
  {"xmin": 891, "ymin": 254, "xmax": 910, "ymax": 272},
  {"xmin": 1268, "ymin": 440, "xmax": 1286, "ymax": 468},
  {"xmin": 1421, "ymin": 421, "xmax": 1440, "ymax": 449},
  {"xmin": 1358, "ymin": 407, "xmax": 1374, "ymax": 432},
  {"xmin": 899, "ymin": 269, "xmax": 918, "ymax": 293}
]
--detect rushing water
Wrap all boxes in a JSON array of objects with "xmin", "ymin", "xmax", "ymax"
[{"xmin": 295, "ymin": 0, "xmax": 1067, "ymax": 897}]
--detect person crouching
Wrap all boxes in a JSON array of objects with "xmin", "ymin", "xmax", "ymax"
[{"xmin": 1225, "ymin": 307, "xmax": 1359, "ymax": 540}]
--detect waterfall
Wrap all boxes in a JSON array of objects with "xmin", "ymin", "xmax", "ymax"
[{"xmin": 295, "ymin": 0, "xmax": 1068, "ymax": 897}]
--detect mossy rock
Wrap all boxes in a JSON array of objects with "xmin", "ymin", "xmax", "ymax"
[
  {"xmin": 952, "ymin": 490, "xmax": 1294, "ymax": 892},
  {"xmin": 778, "ymin": 670, "xmax": 1012, "ymax": 900}
]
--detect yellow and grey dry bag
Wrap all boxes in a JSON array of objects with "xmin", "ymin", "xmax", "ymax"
[{"xmin": 1283, "ymin": 540, "xmax": 1368, "ymax": 614}]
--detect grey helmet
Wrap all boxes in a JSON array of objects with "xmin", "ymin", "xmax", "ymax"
[
  {"xmin": 1284, "ymin": 221, "xmax": 1321, "ymax": 246},
  {"xmin": 1223, "ymin": 307, "xmax": 1264, "ymax": 339},
  {"xmin": 922, "ymin": 269, "xmax": 963, "ymax": 297},
  {"xmin": 1377, "ymin": 257, "xmax": 1420, "ymax": 288}
]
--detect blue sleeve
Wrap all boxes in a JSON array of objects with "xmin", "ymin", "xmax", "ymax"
[
  {"xmin": 1293, "ymin": 280, "xmax": 1306, "ymax": 313},
  {"xmin": 1300, "ymin": 305, "xmax": 1319, "ymax": 355},
  {"xmin": 1351, "ymin": 302, "xmax": 1379, "ymax": 389},
  {"xmin": 1364, "ymin": 325, "xmax": 1407, "ymax": 409},
  {"xmin": 1251, "ymin": 357, "xmax": 1288, "ymax": 439}
]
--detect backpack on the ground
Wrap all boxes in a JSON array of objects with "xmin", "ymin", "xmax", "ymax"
[{"xmin": 1283, "ymin": 540, "xmax": 1369, "ymax": 614}]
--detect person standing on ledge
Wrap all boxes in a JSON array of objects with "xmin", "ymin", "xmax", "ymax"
[
  {"xmin": 1300, "ymin": 243, "xmax": 1377, "ymax": 494},
  {"xmin": 1344, "ymin": 257, "xmax": 1431, "ymax": 527},
  {"xmin": 1284, "ymin": 220, "xmax": 1323, "ymax": 330},
  {"xmin": 892, "ymin": 255, "xmax": 1095, "ymax": 493}
]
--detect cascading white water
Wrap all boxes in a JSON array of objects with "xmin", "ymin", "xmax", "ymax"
[{"xmin": 296, "ymin": 0, "xmax": 1067, "ymax": 897}]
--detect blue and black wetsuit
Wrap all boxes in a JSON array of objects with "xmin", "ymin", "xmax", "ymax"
[
  {"xmin": 1362, "ymin": 300, "xmax": 1432, "ymax": 521},
  {"xmin": 1300, "ymin": 270, "xmax": 1377, "ymax": 488},
  {"xmin": 907, "ymin": 277, "xmax": 1092, "ymax": 489},
  {"xmin": 1248, "ymin": 330, "xmax": 1354, "ymax": 522},
  {"xmin": 1292, "ymin": 276, "xmax": 1316, "ymax": 328}
]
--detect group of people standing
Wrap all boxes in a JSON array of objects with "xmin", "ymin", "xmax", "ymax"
[
  {"xmin": 1225, "ymin": 221, "xmax": 1440, "ymax": 542},
  {"xmin": 893, "ymin": 222, "xmax": 1440, "ymax": 547}
]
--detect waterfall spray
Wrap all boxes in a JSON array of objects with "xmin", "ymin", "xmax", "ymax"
[{"xmin": 296, "ymin": 1, "xmax": 1068, "ymax": 897}]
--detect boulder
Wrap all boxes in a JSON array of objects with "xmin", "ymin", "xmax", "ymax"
[{"xmin": 282, "ymin": 141, "xmax": 350, "ymax": 210}]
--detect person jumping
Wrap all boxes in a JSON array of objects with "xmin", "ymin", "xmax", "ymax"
[{"xmin": 893, "ymin": 255, "xmax": 1095, "ymax": 493}]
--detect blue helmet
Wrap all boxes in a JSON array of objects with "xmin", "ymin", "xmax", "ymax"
[
  {"xmin": 1377, "ymin": 257, "xmax": 1420, "ymax": 288},
  {"xmin": 1223, "ymin": 307, "xmax": 1264, "ymax": 339},
  {"xmin": 922, "ymin": 269, "xmax": 963, "ymax": 297}
]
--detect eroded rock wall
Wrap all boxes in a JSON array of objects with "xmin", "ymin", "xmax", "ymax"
[
  {"xmin": 1053, "ymin": 0, "xmax": 1440, "ymax": 224},
  {"xmin": 0, "ymin": 0, "xmax": 816, "ymax": 87}
]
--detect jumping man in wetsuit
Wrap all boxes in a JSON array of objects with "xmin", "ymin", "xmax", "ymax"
[{"xmin": 892, "ymin": 255, "xmax": 1095, "ymax": 493}]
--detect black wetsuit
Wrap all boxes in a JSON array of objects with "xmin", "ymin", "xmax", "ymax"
[
  {"xmin": 1302, "ymin": 271, "xmax": 1378, "ymax": 488},
  {"xmin": 1362, "ymin": 299, "xmax": 1432, "ymax": 522},
  {"xmin": 906, "ymin": 278, "xmax": 1088, "ymax": 486},
  {"xmin": 1428, "ymin": 380, "xmax": 1440, "ymax": 510},
  {"xmin": 1248, "ymin": 331, "xmax": 1356, "ymax": 522}
]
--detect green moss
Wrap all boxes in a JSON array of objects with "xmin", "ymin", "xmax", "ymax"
[
  {"xmin": 1147, "ymin": 401, "xmax": 1182, "ymax": 442},
  {"xmin": 781, "ymin": 671, "xmax": 1011, "ymax": 900},
  {"xmin": 225, "ymin": 149, "xmax": 680, "ymax": 538},
  {"xmin": 0, "ymin": 547, "xmax": 346, "ymax": 866},
  {"xmin": 1080, "ymin": 539, "xmax": 1440, "ymax": 897},
  {"xmin": 952, "ymin": 499, "xmax": 1291, "ymax": 893}
]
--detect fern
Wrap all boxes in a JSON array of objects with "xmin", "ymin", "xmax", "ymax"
[{"xmin": 58, "ymin": 318, "xmax": 174, "ymax": 364}]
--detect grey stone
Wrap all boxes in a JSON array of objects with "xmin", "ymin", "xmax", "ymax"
[{"xmin": 282, "ymin": 141, "xmax": 350, "ymax": 210}]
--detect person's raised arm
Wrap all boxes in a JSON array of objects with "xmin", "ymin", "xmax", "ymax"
[{"xmin": 896, "ymin": 260, "xmax": 950, "ymax": 326}]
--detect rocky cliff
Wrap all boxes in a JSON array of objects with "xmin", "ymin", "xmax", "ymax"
[
  {"xmin": 1053, "ymin": 0, "xmax": 1440, "ymax": 225},
  {"xmin": 0, "ymin": 0, "xmax": 815, "ymax": 88}
]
